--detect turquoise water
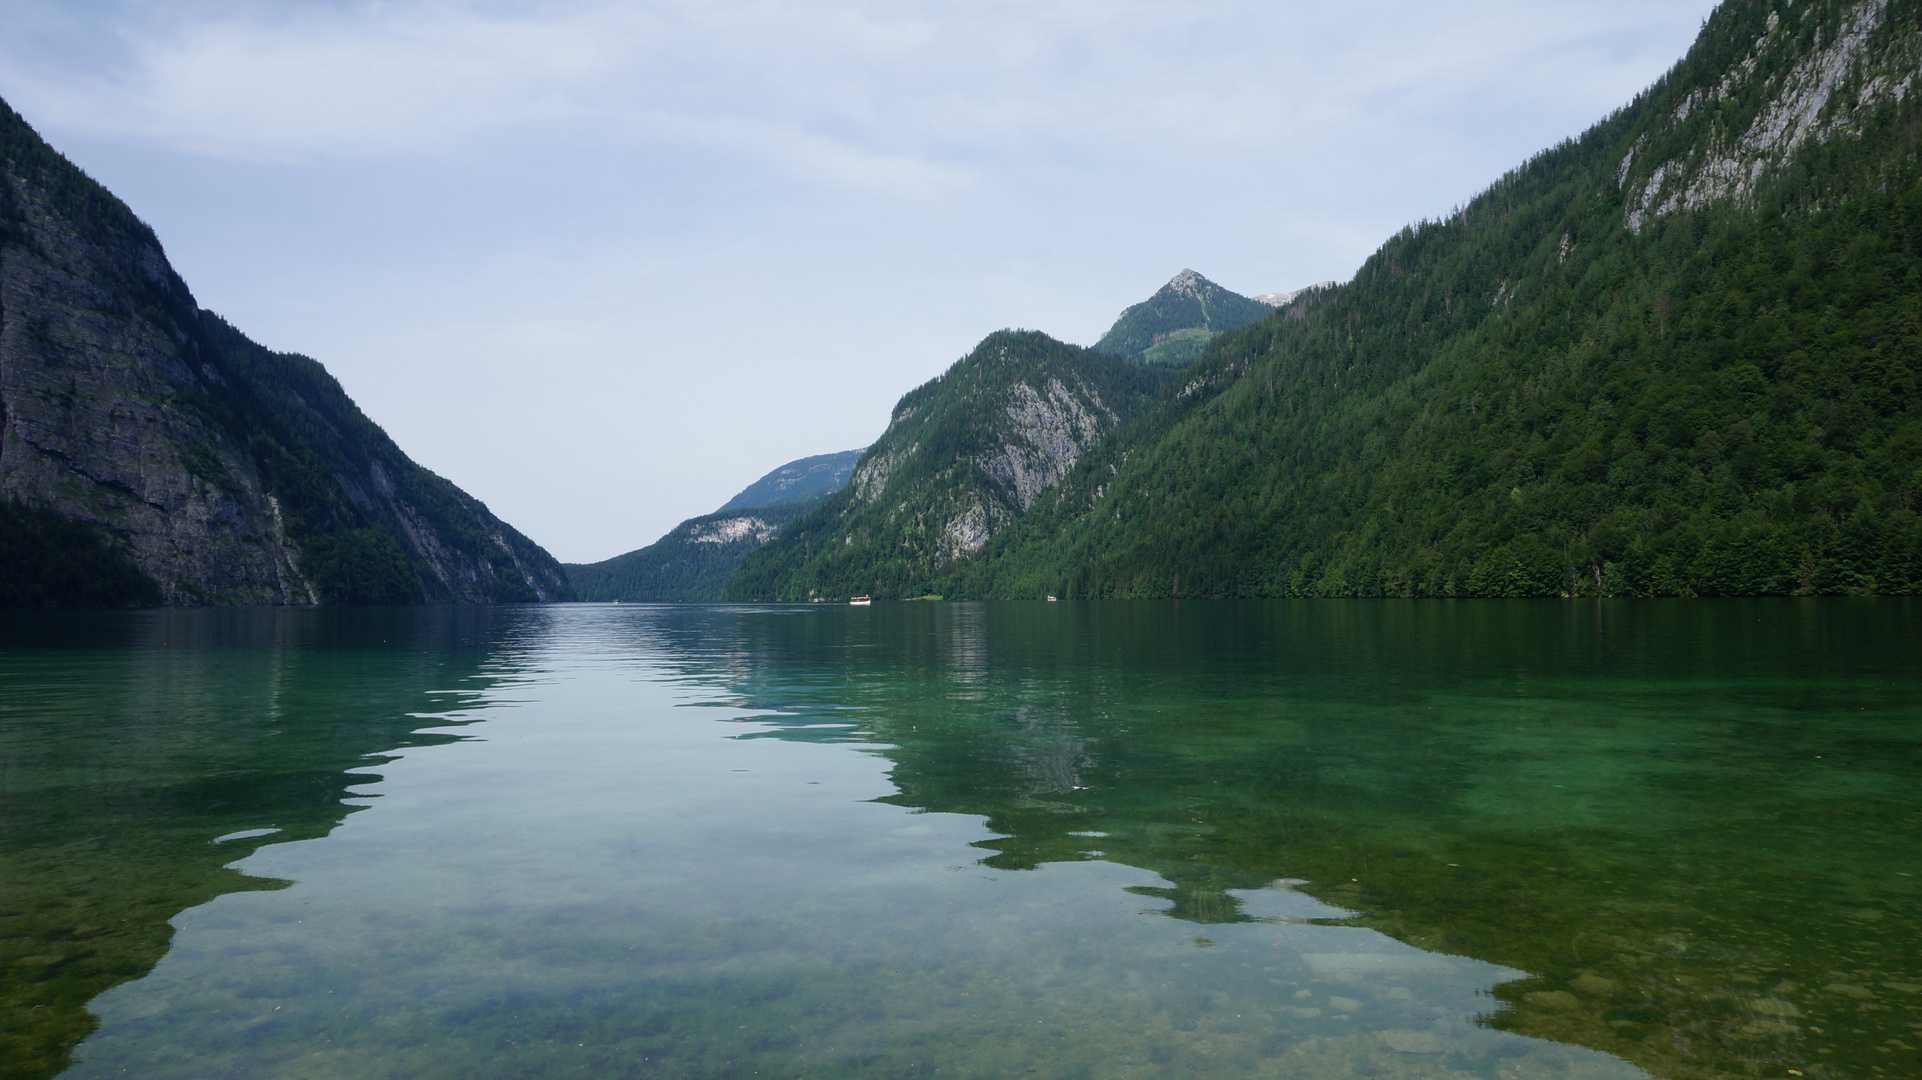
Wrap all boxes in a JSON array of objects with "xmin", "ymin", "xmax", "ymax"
[{"xmin": 1, "ymin": 601, "xmax": 1917, "ymax": 1079}]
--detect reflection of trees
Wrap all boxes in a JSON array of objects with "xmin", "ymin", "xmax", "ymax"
[
  {"xmin": 0, "ymin": 607, "xmax": 524, "ymax": 1080},
  {"xmin": 637, "ymin": 599, "xmax": 1922, "ymax": 1080}
]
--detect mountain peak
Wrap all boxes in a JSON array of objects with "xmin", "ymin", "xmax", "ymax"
[
  {"xmin": 1093, "ymin": 271, "xmax": 1274, "ymax": 367},
  {"xmin": 1166, "ymin": 269, "xmax": 1207, "ymax": 296}
]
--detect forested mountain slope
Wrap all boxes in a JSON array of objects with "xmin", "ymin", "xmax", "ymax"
[
  {"xmin": 954, "ymin": 0, "xmax": 1922, "ymax": 599},
  {"xmin": 567, "ymin": 502, "xmax": 817, "ymax": 602},
  {"xmin": 729, "ymin": 331, "xmax": 1165, "ymax": 600},
  {"xmin": 1092, "ymin": 269, "xmax": 1277, "ymax": 367},
  {"xmin": 0, "ymin": 98, "xmax": 571, "ymax": 605},
  {"xmin": 568, "ymin": 449, "xmax": 862, "ymax": 602},
  {"xmin": 717, "ymin": 448, "xmax": 865, "ymax": 512}
]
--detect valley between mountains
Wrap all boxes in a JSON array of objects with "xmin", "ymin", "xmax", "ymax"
[
  {"xmin": 5, "ymin": 0, "xmax": 1920, "ymax": 606},
  {"xmin": 727, "ymin": 0, "xmax": 1922, "ymax": 602}
]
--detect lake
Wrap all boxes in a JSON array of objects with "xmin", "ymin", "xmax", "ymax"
[{"xmin": 1, "ymin": 600, "xmax": 1917, "ymax": 1080}]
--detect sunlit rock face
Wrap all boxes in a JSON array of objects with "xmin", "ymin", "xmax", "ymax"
[
  {"xmin": 1622, "ymin": 0, "xmax": 1905, "ymax": 231},
  {"xmin": 979, "ymin": 377, "xmax": 1113, "ymax": 514},
  {"xmin": 690, "ymin": 516, "xmax": 777, "ymax": 545},
  {"xmin": 728, "ymin": 330, "xmax": 1163, "ymax": 600}
]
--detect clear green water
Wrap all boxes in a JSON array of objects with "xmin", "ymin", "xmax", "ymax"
[{"xmin": 1, "ymin": 600, "xmax": 1918, "ymax": 1080}]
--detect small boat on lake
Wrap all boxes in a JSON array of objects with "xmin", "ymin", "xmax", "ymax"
[{"xmin": 849, "ymin": 596, "xmax": 872, "ymax": 606}]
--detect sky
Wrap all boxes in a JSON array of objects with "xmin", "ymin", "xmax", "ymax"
[{"xmin": 0, "ymin": 0, "xmax": 1720, "ymax": 563}]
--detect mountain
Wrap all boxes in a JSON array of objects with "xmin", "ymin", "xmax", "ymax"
[
  {"xmin": 567, "ymin": 448, "xmax": 866, "ymax": 602},
  {"xmin": 717, "ymin": 448, "xmax": 865, "ymax": 511},
  {"xmin": 565, "ymin": 503, "xmax": 818, "ymax": 602},
  {"xmin": 1091, "ymin": 269, "xmax": 1278, "ymax": 367},
  {"xmin": 1252, "ymin": 282, "xmax": 1336, "ymax": 307},
  {"xmin": 728, "ymin": 331, "xmax": 1165, "ymax": 600},
  {"xmin": 736, "ymin": 0, "xmax": 1922, "ymax": 602},
  {"xmin": 0, "ymin": 98, "xmax": 572, "ymax": 606}
]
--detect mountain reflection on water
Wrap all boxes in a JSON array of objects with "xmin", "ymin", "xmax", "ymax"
[
  {"xmin": 638, "ymin": 600, "xmax": 1922, "ymax": 1080},
  {"xmin": 0, "ymin": 600, "xmax": 1916, "ymax": 1080},
  {"xmin": 0, "ymin": 607, "xmax": 510, "ymax": 1077}
]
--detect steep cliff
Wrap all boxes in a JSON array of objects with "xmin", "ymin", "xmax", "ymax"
[
  {"xmin": 0, "ymin": 98, "xmax": 571, "ymax": 605},
  {"xmin": 728, "ymin": 331, "xmax": 1163, "ymax": 600}
]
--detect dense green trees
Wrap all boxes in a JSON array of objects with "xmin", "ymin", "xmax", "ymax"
[
  {"xmin": 0, "ymin": 501, "xmax": 162, "ymax": 607},
  {"xmin": 737, "ymin": 0, "xmax": 1922, "ymax": 601},
  {"xmin": 729, "ymin": 331, "xmax": 1167, "ymax": 601},
  {"xmin": 567, "ymin": 504, "xmax": 815, "ymax": 602},
  {"xmin": 974, "ymin": 155, "xmax": 1922, "ymax": 598}
]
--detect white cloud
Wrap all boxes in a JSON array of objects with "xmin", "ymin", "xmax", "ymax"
[
  {"xmin": 7, "ymin": 0, "xmax": 1704, "ymax": 176},
  {"xmin": 6, "ymin": 4, "xmax": 604, "ymax": 158},
  {"xmin": 0, "ymin": 0, "xmax": 1719, "ymax": 559}
]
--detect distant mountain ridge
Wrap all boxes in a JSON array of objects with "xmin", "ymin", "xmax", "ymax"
[
  {"xmin": 1092, "ymin": 269, "xmax": 1276, "ymax": 367},
  {"xmin": 718, "ymin": 448, "xmax": 865, "ymax": 511},
  {"xmin": 565, "ymin": 502, "xmax": 818, "ymax": 602},
  {"xmin": 0, "ymin": 98, "xmax": 571, "ymax": 605},
  {"xmin": 567, "ymin": 448, "xmax": 866, "ymax": 601},
  {"xmin": 728, "ymin": 331, "xmax": 1165, "ymax": 601}
]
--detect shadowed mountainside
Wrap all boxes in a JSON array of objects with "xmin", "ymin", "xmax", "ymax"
[{"xmin": 0, "ymin": 99, "xmax": 571, "ymax": 606}]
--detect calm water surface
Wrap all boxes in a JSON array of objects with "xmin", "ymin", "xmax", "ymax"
[{"xmin": 1, "ymin": 600, "xmax": 1917, "ymax": 1080}]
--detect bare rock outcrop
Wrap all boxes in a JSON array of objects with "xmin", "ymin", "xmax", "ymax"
[
  {"xmin": 0, "ymin": 98, "xmax": 570, "ymax": 604},
  {"xmin": 727, "ymin": 330, "xmax": 1163, "ymax": 600},
  {"xmin": 1622, "ymin": 0, "xmax": 1911, "ymax": 230}
]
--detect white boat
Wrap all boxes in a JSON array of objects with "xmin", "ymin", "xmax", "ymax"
[
  {"xmin": 1046, "ymin": 595, "xmax": 1058, "ymax": 602},
  {"xmin": 849, "ymin": 595, "xmax": 872, "ymax": 606}
]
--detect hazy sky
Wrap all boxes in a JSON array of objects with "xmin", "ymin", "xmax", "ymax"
[{"xmin": 0, "ymin": 0, "xmax": 1718, "ymax": 562}]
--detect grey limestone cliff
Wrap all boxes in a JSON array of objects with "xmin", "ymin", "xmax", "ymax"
[
  {"xmin": 726, "ymin": 330, "xmax": 1164, "ymax": 600},
  {"xmin": 0, "ymin": 98, "xmax": 570, "ymax": 605},
  {"xmin": 1621, "ymin": 0, "xmax": 1913, "ymax": 231}
]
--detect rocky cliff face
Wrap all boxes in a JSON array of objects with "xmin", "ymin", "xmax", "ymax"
[
  {"xmin": 0, "ymin": 187, "xmax": 307, "ymax": 604},
  {"xmin": 0, "ymin": 99, "xmax": 571, "ymax": 605},
  {"xmin": 949, "ymin": 0, "xmax": 1922, "ymax": 604},
  {"xmin": 1251, "ymin": 282, "xmax": 1336, "ymax": 308},
  {"xmin": 1621, "ymin": 0, "xmax": 1913, "ymax": 231},
  {"xmin": 726, "ymin": 330, "xmax": 1163, "ymax": 600}
]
